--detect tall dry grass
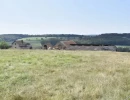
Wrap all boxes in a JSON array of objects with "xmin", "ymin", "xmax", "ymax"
[{"xmin": 0, "ymin": 50, "xmax": 130, "ymax": 100}]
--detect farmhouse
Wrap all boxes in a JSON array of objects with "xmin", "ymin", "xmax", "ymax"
[
  {"xmin": 12, "ymin": 40, "xmax": 32, "ymax": 49},
  {"xmin": 54, "ymin": 40, "xmax": 76, "ymax": 50},
  {"xmin": 66, "ymin": 44, "xmax": 117, "ymax": 51}
]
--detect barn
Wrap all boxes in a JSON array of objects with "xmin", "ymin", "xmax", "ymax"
[{"xmin": 54, "ymin": 40, "xmax": 76, "ymax": 50}]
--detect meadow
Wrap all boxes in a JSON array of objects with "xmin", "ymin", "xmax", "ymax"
[
  {"xmin": 0, "ymin": 50, "xmax": 130, "ymax": 100},
  {"xmin": 18, "ymin": 37, "xmax": 45, "ymax": 49}
]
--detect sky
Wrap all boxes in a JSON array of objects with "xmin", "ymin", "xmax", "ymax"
[{"xmin": 0, "ymin": 0, "xmax": 130, "ymax": 35}]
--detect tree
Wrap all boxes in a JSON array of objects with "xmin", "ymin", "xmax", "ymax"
[{"xmin": 0, "ymin": 41, "xmax": 10, "ymax": 49}]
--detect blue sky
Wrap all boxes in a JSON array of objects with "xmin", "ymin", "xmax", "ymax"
[{"xmin": 0, "ymin": 0, "xmax": 130, "ymax": 35}]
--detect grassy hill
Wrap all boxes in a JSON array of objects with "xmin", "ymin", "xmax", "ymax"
[
  {"xmin": 0, "ymin": 50, "xmax": 130, "ymax": 100},
  {"xmin": 18, "ymin": 37, "xmax": 44, "ymax": 49},
  {"xmin": 18, "ymin": 37, "xmax": 55, "ymax": 49}
]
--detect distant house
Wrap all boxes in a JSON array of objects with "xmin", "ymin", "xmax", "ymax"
[
  {"xmin": 12, "ymin": 40, "xmax": 32, "ymax": 49},
  {"xmin": 54, "ymin": 40, "xmax": 76, "ymax": 50},
  {"xmin": 66, "ymin": 44, "xmax": 117, "ymax": 51},
  {"xmin": 42, "ymin": 43, "xmax": 53, "ymax": 50}
]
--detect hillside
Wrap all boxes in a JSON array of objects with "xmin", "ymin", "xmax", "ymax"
[
  {"xmin": 18, "ymin": 37, "xmax": 59, "ymax": 49},
  {"xmin": 1, "ymin": 33, "xmax": 130, "ymax": 46},
  {"xmin": 18, "ymin": 37, "xmax": 45, "ymax": 49},
  {"xmin": 0, "ymin": 50, "xmax": 130, "ymax": 100},
  {"xmin": 1, "ymin": 33, "xmax": 130, "ymax": 50}
]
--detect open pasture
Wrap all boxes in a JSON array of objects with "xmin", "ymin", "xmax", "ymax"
[{"xmin": 0, "ymin": 50, "xmax": 130, "ymax": 100}]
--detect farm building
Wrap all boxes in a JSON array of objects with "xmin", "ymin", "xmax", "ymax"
[
  {"xmin": 54, "ymin": 40, "xmax": 76, "ymax": 50},
  {"xmin": 54, "ymin": 40, "xmax": 116, "ymax": 51},
  {"xmin": 42, "ymin": 43, "xmax": 53, "ymax": 50},
  {"xmin": 66, "ymin": 44, "xmax": 117, "ymax": 51},
  {"xmin": 12, "ymin": 40, "xmax": 32, "ymax": 49}
]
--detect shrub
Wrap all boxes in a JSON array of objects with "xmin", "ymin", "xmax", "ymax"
[{"xmin": 0, "ymin": 41, "xmax": 10, "ymax": 49}]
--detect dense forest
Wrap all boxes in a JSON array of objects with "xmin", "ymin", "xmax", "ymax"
[
  {"xmin": 0, "ymin": 34, "xmax": 29, "ymax": 42},
  {"xmin": 87, "ymin": 33, "xmax": 130, "ymax": 45}
]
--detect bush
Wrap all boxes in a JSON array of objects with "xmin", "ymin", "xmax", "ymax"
[{"xmin": 0, "ymin": 41, "xmax": 10, "ymax": 49}]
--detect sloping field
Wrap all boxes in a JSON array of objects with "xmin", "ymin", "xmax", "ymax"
[
  {"xmin": 18, "ymin": 37, "xmax": 54, "ymax": 49},
  {"xmin": 0, "ymin": 50, "xmax": 130, "ymax": 100},
  {"xmin": 18, "ymin": 37, "xmax": 44, "ymax": 49}
]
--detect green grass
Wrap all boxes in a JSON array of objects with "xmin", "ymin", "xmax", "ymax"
[
  {"xmin": 18, "ymin": 37, "xmax": 44, "ymax": 49},
  {"xmin": 24, "ymin": 40, "xmax": 42, "ymax": 49},
  {"xmin": 18, "ymin": 37, "xmax": 55, "ymax": 49},
  {"xmin": 0, "ymin": 50, "xmax": 130, "ymax": 100}
]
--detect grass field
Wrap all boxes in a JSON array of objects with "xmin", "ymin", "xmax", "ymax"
[
  {"xmin": 18, "ymin": 37, "xmax": 55, "ymax": 49},
  {"xmin": 0, "ymin": 50, "xmax": 130, "ymax": 100},
  {"xmin": 18, "ymin": 37, "xmax": 45, "ymax": 49}
]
